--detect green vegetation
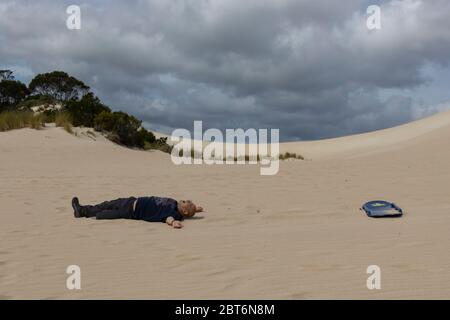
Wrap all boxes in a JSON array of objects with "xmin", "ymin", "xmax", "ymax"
[
  {"xmin": 28, "ymin": 71, "xmax": 89, "ymax": 102},
  {"xmin": 278, "ymin": 152, "xmax": 304, "ymax": 160},
  {"xmin": 0, "ymin": 80, "xmax": 30, "ymax": 111},
  {"xmin": 17, "ymin": 94, "xmax": 56, "ymax": 110},
  {"xmin": 0, "ymin": 69, "xmax": 171, "ymax": 153},
  {"xmin": 0, "ymin": 111, "xmax": 45, "ymax": 131},
  {"xmin": 94, "ymin": 110, "xmax": 164, "ymax": 148},
  {"xmin": 55, "ymin": 112, "xmax": 73, "ymax": 134},
  {"xmin": 67, "ymin": 93, "xmax": 110, "ymax": 127},
  {"xmin": 144, "ymin": 137, "xmax": 173, "ymax": 153},
  {"xmin": 175, "ymin": 148, "xmax": 303, "ymax": 162}
]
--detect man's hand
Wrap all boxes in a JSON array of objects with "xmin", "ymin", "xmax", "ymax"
[
  {"xmin": 172, "ymin": 220, "xmax": 183, "ymax": 229},
  {"xmin": 166, "ymin": 217, "xmax": 183, "ymax": 229},
  {"xmin": 166, "ymin": 216, "xmax": 174, "ymax": 226},
  {"xmin": 195, "ymin": 205, "xmax": 204, "ymax": 213}
]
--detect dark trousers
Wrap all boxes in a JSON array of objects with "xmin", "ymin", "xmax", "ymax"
[{"xmin": 82, "ymin": 197, "xmax": 137, "ymax": 220}]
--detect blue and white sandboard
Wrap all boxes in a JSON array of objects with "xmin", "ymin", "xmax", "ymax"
[{"xmin": 362, "ymin": 200, "xmax": 403, "ymax": 218}]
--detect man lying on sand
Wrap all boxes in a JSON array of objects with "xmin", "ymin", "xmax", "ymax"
[{"xmin": 71, "ymin": 196, "xmax": 203, "ymax": 229}]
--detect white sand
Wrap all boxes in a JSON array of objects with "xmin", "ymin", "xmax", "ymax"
[{"xmin": 1, "ymin": 111, "xmax": 450, "ymax": 299}]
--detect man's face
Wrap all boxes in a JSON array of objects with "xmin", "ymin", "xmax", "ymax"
[{"xmin": 179, "ymin": 200, "xmax": 196, "ymax": 217}]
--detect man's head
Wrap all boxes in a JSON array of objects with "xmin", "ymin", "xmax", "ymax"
[{"xmin": 177, "ymin": 200, "xmax": 203, "ymax": 218}]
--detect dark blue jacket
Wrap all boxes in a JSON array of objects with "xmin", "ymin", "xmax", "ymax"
[{"xmin": 133, "ymin": 196, "xmax": 183, "ymax": 222}]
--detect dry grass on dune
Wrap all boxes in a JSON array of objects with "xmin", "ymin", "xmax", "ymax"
[
  {"xmin": 54, "ymin": 112, "xmax": 73, "ymax": 134},
  {"xmin": 0, "ymin": 111, "xmax": 46, "ymax": 131}
]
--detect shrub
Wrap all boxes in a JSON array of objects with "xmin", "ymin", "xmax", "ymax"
[
  {"xmin": 144, "ymin": 137, "xmax": 173, "ymax": 153},
  {"xmin": 17, "ymin": 94, "xmax": 56, "ymax": 110},
  {"xmin": 93, "ymin": 110, "xmax": 115, "ymax": 131},
  {"xmin": 94, "ymin": 111, "xmax": 147, "ymax": 147},
  {"xmin": 173, "ymin": 150, "xmax": 305, "ymax": 162},
  {"xmin": 174, "ymin": 148, "xmax": 263, "ymax": 162},
  {"xmin": 94, "ymin": 111, "xmax": 166, "ymax": 151},
  {"xmin": 279, "ymin": 152, "xmax": 304, "ymax": 160},
  {"xmin": 137, "ymin": 128, "xmax": 156, "ymax": 145},
  {"xmin": 42, "ymin": 109, "xmax": 57, "ymax": 122}
]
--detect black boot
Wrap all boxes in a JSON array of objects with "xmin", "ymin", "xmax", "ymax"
[{"xmin": 72, "ymin": 197, "xmax": 84, "ymax": 218}]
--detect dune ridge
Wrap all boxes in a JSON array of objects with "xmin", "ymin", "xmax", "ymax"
[{"xmin": 155, "ymin": 109, "xmax": 450, "ymax": 160}]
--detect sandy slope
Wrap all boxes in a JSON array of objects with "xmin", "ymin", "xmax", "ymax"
[{"xmin": 1, "ymin": 112, "xmax": 450, "ymax": 299}]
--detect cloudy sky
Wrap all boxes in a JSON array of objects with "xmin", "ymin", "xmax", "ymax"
[{"xmin": 1, "ymin": 0, "xmax": 450, "ymax": 141}]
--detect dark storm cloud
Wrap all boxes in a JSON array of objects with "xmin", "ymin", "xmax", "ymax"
[{"xmin": 1, "ymin": 0, "xmax": 450, "ymax": 140}]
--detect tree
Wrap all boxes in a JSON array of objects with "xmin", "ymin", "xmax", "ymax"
[
  {"xmin": 0, "ymin": 70, "xmax": 15, "ymax": 81},
  {"xmin": 66, "ymin": 93, "xmax": 110, "ymax": 127},
  {"xmin": 0, "ymin": 80, "xmax": 30, "ymax": 110},
  {"xmin": 28, "ymin": 71, "xmax": 90, "ymax": 102}
]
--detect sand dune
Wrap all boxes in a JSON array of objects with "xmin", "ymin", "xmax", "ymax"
[
  {"xmin": 156, "ymin": 110, "xmax": 450, "ymax": 162},
  {"xmin": 1, "ymin": 112, "xmax": 450, "ymax": 299}
]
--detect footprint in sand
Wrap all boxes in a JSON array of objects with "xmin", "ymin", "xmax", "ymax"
[
  {"xmin": 244, "ymin": 205, "xmax": 262, "ymax": 215},
  {"xmin": 175, "ymin": 253, "xmax": 203, "ymax": 262},
  {"xmin": 205, "ymin": 268, "xmax": 230, "ymax": 277}
]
